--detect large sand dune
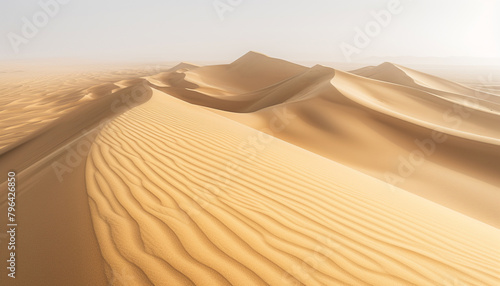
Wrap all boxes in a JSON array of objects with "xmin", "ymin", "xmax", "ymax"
[
  {"xmin": 1, "ymin": 54, "xmax": 499, "ymax": 285},
  {"xmin": 86, "ymin": 89, "xmax": 500, "ymax": 285}
]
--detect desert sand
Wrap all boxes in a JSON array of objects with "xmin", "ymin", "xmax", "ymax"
[{"xmin": 1, "ymin": 53, "xmax": 499, "ymax": 285}]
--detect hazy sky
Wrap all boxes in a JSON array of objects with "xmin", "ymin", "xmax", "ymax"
[{"xmin": 1, "ymin": 0, "xmax": 499, "ymax": 63}]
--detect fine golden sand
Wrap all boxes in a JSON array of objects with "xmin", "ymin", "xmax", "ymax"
[
  {"xmin": 1, "ymin": 53, "xmax": 499, "ymax": 285},
  {"xmin": 86, "ymin": 89, "xmax": 500, "ymax": 285}
]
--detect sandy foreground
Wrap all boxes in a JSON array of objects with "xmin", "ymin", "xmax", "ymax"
[{"xmin": 1, "ymin": 53, "xmax": 499, "ymax": 285}]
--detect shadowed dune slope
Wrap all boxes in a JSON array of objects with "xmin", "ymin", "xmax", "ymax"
[
  {"xmin": 0, "ymin": 77, "xmax": 154, "ymax": 285},
  {"xmin": 145, "ymin": 51, "xmax": 309, "ymax": 112},
  {"xmin": 86, "ymin": 88, "xmax": 500, "ymax": 286}
]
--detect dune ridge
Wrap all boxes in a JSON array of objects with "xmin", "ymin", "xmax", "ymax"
[
  {"xmin": 145, "ymin": 52, "xmax": 309, "ymax": 112},
  {"xmin": 85, "ymin": 88, "xmax": 500, "ymax": 285},
  {"xmin": 0, "ymin": 66, "xmax": 170, "ymax": 153},
  {"xmin": 351, "ymin": 62, "xmax": 500, "ymax": 113},
  {"xmin": 0, "ymin": 67, "xmax": 160, "ymax": 285}
]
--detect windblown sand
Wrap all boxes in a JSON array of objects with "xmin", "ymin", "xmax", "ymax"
[{"xmin": 1, "ymin": 53, "xmax": 499, "ymax": 285}]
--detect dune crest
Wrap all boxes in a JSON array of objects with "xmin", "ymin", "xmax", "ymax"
[
  {"xmin": 0, "ymin": 67, "xmax": 167, "ymax": 153},
  {"xmin": 145, "ymin": 51, "xmax": 309, "ymax": 111},
  {"xmin": 351, "ymin": 62, "xmax": 500, "ymax": 113}
]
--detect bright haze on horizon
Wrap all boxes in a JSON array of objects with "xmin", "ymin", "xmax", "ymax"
[{"xmin": 0, "ymin": 0, "xmax": 499, "ymax": 64}]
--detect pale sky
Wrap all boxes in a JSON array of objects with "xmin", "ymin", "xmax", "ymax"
[{"xmin": 1, "ymin": 0, "xmax": 499, "ymax": 63}]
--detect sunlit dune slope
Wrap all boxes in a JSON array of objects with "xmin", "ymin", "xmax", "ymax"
[{"xmin": 86, "ymin": 88, "xmax": 500, "ymax": 286}]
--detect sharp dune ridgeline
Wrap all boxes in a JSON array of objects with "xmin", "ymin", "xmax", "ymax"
[{"xmin": 1, "ymin": 52, "xmax": 499, "ymax": 285}]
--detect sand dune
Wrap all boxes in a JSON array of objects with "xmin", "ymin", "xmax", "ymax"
[
  {"xmin": 351, "ymin": 62, "xmax": 500, "ymax": 113},
  {"xmin": 0, "ymin": 65, "xmax": 170, "ymax": 153},
  {"xmin": 146, "ymin": 51, "xmax": 309, "ymax": 111},
  {"xmin": 86, "ymin": 88, "xmax": 500, "ymax": 285},
  {"xmin": 1, "ymin": 54, "xmax": 499, "ymax": 285},
  {"xmin": 0, "ymin": 66, "xmax": 156, "ymax": 285}
]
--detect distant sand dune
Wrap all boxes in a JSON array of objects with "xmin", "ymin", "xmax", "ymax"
[
  {"xmin": 86, "ymin": 89, "xmax": 500, "ymax": 285},
  {"xmin": 0, "ymin": 67, "xmax": 169, "ymax": 153},
  {"xmin": 351, "ymin": 62, "xmax": 500, "ymax": 113},
  {"xmin": 146, "ymin": 51, "xmax": 309, "ymax": 111}
]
